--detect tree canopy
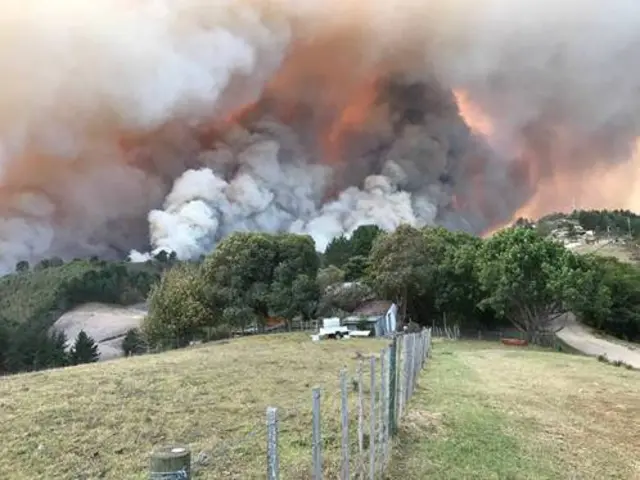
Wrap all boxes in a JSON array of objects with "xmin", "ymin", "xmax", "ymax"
[
  {"xmin": 201, "ymin": 232, "xmax": 320, "ymax": 327},
  {"xmin": 4, "ymin": 209, "xmax": 640, "ymax": 376},
  {"xmin": 475, "ymin": 228, "xmax": 574, "ymax": 340},
  {"xmin": 144, "ymin": 232, "xmax": 322, "ymax": 348},
  {"xmin": 324, "ymin": 225, "xmax": 383, "ymax": 280},
  {"xmin": 70, "ymin": 330, "xmax": 100, "ymax": 365}
]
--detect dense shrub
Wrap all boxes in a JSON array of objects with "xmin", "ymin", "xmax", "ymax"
[
  {"xmin": 70, "ymin": 330, "xmax": 100, "ymax": 365},
  {"xmin": 122, "ymin": 328, "xmax": 148, "ymax": 356}
]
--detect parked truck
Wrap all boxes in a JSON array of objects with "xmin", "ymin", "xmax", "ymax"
[{"xmin": 316, "ymin": 317, "xmax": 350, "ymax": 340}]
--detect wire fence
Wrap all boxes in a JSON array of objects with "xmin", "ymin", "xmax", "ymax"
[
  {"xmin": 431, "ymin": 325, "xmax": 461, "ymax": 340},
  {"xmin": 148, "ymin": 329, "xmax": 432, "ymax": 479},
  {"xmin": 431, "ymin": 324, "xmax": 563, "ymax": 349},
  {"xmin": 265, "ymin": 328, "xmax": 431, "ymax": 479}
]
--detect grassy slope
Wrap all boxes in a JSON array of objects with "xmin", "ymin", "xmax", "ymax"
[
  {"xmin": 3, "ymin": 335, "xmax": 638, "ymax": 480},
  {"xmin": 571, "ymin": 242, "xmax": 640, "ymax": 265},
  {"xmin": 0, "ymin": 333, "xmax": 388, "ymax": 479},
  {"xmin": 0, "ymin": 261, "xmax": 94, "ymax": 326},
  {"xmin": 0, "ymin": 260, "xmax": 158, "ymax": 328},
  {"xmin": 389, "ymin": 340, "xmax": 640, "ymax": 479}
]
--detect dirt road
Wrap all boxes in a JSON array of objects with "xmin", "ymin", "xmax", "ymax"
[
  {"xmin": 556, "ymin": 314, "xmax": 640, "ymax": 369},
  {"xmin": 52, "ymin": 303, "xmax": 148, "ymax": 361}
]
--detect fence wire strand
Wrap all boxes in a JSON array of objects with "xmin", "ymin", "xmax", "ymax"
[{"xmin": 144, "ymin": 329, "xmax": 432, "ymax": 480}]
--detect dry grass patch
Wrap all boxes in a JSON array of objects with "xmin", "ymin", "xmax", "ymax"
[
  {"xmin": 389, "ymin": 341, "xmax": 640, "ymax": 479},
  {"xmin": 0, "ymin": 333, "xmax": 388, "ymax": 479},
  {"xmin": 572, "ymin": 242, "xmax": 640, "ymax": 265}
]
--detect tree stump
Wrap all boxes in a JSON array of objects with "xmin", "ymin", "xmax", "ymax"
[{"xmin": 150, "ymin": 445, "xmax": 191, "ymax": 479}]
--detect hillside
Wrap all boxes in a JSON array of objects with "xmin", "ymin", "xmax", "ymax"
[
  {"xmin": 527, "ymin": 209, "xmax": 640, "ymax": 265},
  {"xmin": 389, "ymin": 340, "xmax": 640, "ymax": 479},
  {"xmin": 0, "ymin": 259, "xmax": 163, "ymax": 374},
  {"xmin": 0, "ymin": 333, "xmax": 388, "ymax": 479},
  {"xmin": 570, "ymin": 241, "xmax": 640, "ymax": 265},
  {"xmin": 0, "ymin": 260, "xmax": 159, "ymax": 329},
  {"xmin": 1, "ymin": 336, "xmax": 638, "ymax": 479},
  {"xmin": 52, "ymin": 303, "xmax": 149, "ymax": 360}
]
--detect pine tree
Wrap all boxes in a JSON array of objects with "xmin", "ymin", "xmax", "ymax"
[
  {"xmin": 70, "ymin": 330, "xmax": 100, "ymax": 365},
  {"xmin": 4, "ymin": 327, "xmax": 69, "ymax": 373},
  {"xmin": 42, "ymin": 330, "xmax": 70, "ymax": 368},
  {"xmin": 0, "ymin": 322, "xmax": 10, "ymax": 373},
  {"xmin": 122, "ymin": 328, "xmax": 147, "ymax": 356}
]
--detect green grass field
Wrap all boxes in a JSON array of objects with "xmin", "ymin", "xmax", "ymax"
[
  {"xmin": 1, "ymin": 336, "xmax": 638, "ymax": 479},
  {"xmin": 0, "ymin": 333, "xmax": 388, "ymax": 479},
  {"xmin": 389, "ymin": 340, "xmax": 640, "ymax": 479}
]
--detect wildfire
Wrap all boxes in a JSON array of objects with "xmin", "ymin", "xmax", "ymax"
[
  {"xmin": 453, "ymin": 89, "xmax": 494, "ymax": 138},
  {"xmin": 323, "ymin": 78, "xmax": 380, "ymax": 163},
  {"xmin": 451, "ymin": 87, "xmax": 640, "ymax": 237}
]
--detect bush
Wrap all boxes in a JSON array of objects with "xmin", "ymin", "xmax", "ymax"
[
  {"xmin": 143, "ymin": 264, "xmax": 210, "ymax": 349},
  {"xmin": 70, "ymin": 330, "xmax": 100, "ymax": 365},
  {"xmin": 322, "ymin": 282, "xmax": 376, "ymax": 313},
  {"xmin": 3, "ymin": 327, "xmax": 69, "ymax": 373},
  {"xmin": 122, "ymin": 328, "xmax": 147, "ymax": 356},
  {"xmin": 317, "ymin": 265, "xmax": 345, "ymax": 292},
  {"xmin": 201, "ymin": 325, "xmax": 232, "ymax": 343}
]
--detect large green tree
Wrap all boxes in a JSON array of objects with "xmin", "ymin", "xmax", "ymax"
[
  {"xmin": 317, "ymin": 265, "xmax": 345, "ymax": 292},
  {"xmin": 144, "ymin": 263, "xmax": 210, "ymax": 348},
  {"xmin": 324, "ymin": 224, "xmax": 383, "ymax": 277},
  {"xmin": 201, "ymin": 232, "xmax": 320, "ymax": 328},
  {"xmin": 4, "ymin": 326, "xmax": 69, "ymax": 372},
  {"xmin": 429, "ymin": 229, "xmax": 484, "ymax": 326},
  {"xmin": 475, "ymin": 227, "xmax": 574, "ymax": 340},
  {"xmin": 367, "ymin": 225, "xmax": 484, "ymax": 326},
  {"xmin": 350, "ymin": 225, "xmax": 384, "ymax": 258},
  {"xmin": 367, "ymin": 225, "xmax": 432, "ymax": 323},
  {"xmin": 324, "ymin": 236, "xmax": 351, "ymax": 268}
]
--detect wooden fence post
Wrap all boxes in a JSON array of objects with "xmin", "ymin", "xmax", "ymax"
[
  {"xmin": 408, "ymin": 334, "xmax": 414, "ymax": 400},
  {"xmin": 267, "ymin": 407, "xmax": 280, "ymax": 480},
  {"xmin": 150, "ymin": 445, "xmax": 191, "ymax": 480},
  {"xmin": 312, "ymin": 387, "xmax": 323, "ymax": 480},
  {"xmin": 340, "ymin": 369, "xmax": 350, "ymax": 480},
  {"xmin": 380, "ymin": 348, "xmax": 389, "ymax": 473},
  {"xmin": 397, "ymin": 335, "xmax": 404, "ymax": 420},
  {"xmin": 357, "ymin": 361, "xmax": 365, "ymax": 476},
  {"xmin": 404, "ymin": 334, "xmax": 410, "ymax": 403},
  {"xmin": 369, "ymin": 355, "xmax": 376, "ymax": 480},
  {"xmin": 388, "ymin": 335, "xmax": 398, "ymax": 436}
]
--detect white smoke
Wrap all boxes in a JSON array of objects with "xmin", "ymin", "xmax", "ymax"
[
  {"xmin": 1, "ymin": 0, "xmax": 640, "ymax": 270},
  {"xmin": 133, "ymin": 121, "xmax": 438, "ymax": 259},
  {"xmin": 0, "ymin": 0, "xmax": 290, "ymax": 272}
]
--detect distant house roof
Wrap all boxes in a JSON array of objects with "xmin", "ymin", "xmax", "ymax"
[
  {"xmin": 343, "ymin": 316, "xmax": 377, "ymax": 325},
  {"xmin": 265, "ymin": 317, "xmax": 286, "ymax": 329},
  {"xmin": 352, "ymin": 300, "xmax": 393, "ymax": 317}
]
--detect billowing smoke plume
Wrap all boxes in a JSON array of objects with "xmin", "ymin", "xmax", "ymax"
[{"xmin": 2, "ymin": 0, "xmax": 640, "ymax": 271}]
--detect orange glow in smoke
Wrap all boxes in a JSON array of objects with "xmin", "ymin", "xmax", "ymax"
[
  {"xmin": 453, "ymin": 89, "xmax": 494, "ymax": 138},
  {"xmin": 323, "ymin": 79, "xmax": 379, "ymax": 163},
  {"xmin": 452, "ymin": 87, "xmax": 640, "ymax": 236}
]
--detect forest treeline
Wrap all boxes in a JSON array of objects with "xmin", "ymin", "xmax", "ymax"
[
  {"xmin": 1, "ymin": 209, "xmax": 639, "ymax": 375},
  {"xmin": 0, "ymin": 257, "xmax": 162, "ymax": 374},
  {"xmin": 145, "ymin": 222, "xmax": 640, "ymax": 349}
]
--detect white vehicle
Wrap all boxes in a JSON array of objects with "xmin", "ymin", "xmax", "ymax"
[{"xmin": 317, "ymin": 317, "xmax": 350, "ymax": 340}]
